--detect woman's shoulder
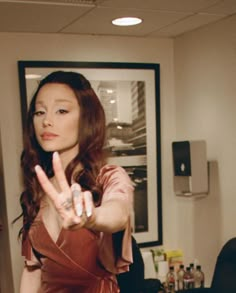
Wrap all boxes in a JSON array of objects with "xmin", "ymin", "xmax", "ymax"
[
  {"xmin": 96, "ymin": 164, "xmax": 134, "ymax": 203},
  {"xmin": 96, "ymin": 164, "xmax": 132, "ymax": 186},
  {"xmin": 99, "ymin": 164, "xmax": 125, "ymax": 173}
]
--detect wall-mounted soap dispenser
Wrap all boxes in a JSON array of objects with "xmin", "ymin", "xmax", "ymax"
[{"xmin": 172, "ymin": 140, "xmax": 208, "ymax": 197}]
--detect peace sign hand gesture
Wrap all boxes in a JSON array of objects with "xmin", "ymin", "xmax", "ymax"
[{"xmin": 35, "ymin": 152, "xmax": 94, "ymax": 229}]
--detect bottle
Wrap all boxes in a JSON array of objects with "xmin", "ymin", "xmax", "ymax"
[
  {"xmin": 166, "ymin": 266, "xmax": 176, "ymax": 292},
  {"xmin": 194, "ymin": 265, "xmax": 205, "ymax": 288},
  {"xmin": 176, "ymin": 264, "xmax": 185, "ymax": 290},
  {"xmin": 189, "ymin": 262, "xmax": 195, "ymax": 275},
  {"xmin": 183, "ymin": 266, "xmax": 194, "ymax": 289}
]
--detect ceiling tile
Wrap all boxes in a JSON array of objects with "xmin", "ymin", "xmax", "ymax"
[
  {"xmin": 0, "ymin": 2, "xmax": 92, "ymax": 32},
  {"xmin": 202, "ymin": 0, "xmax": 236, "ymax": 14},
  {"xmin": 100, "ymin": 0, "xmax": 222, "ymax": 13},
  {"xmin": 151, "ymin": 12, "xmax": 225, "ymax": 37}
]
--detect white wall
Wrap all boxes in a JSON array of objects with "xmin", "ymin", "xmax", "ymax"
[
  {"xmin": 174, "ymin": 14, "xmax": 236, "ymax": 286},
  {"xmin": 0, "ymin": 33, "xmax": 176, "ymax": 292}
]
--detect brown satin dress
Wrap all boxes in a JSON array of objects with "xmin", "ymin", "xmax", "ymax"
[{"xmin": 22, "ymin": 165, "xmax": 133, "ymax": 293}]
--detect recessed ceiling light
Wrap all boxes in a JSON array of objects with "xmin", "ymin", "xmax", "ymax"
[{"xmin": 112, "ymin": 17, "xmax": 142, "ymax": 27}]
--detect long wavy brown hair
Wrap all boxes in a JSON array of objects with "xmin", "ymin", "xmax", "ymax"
[{"xmin": 16, "ymin": 71, "xmax": 107, "ymax": 240}]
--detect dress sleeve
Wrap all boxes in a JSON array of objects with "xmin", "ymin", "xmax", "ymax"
[{"xmin": 96, "ymin": 165, "xmax": 134, "ymax": 274}]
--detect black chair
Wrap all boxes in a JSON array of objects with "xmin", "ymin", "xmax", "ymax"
[
  {"xmin": 117, "ymin": 236, "xmax": 163, "ymax": 293},
  {"xmin": 211, "ymin": 237, "xmax": 236, "ymax": 292}
]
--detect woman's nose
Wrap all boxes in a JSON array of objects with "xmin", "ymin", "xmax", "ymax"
[{"xmin": 42, "ymin": 115, "xmax": 53, "ymax": 127}]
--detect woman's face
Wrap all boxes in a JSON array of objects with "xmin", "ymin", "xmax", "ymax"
[{"xmin": 33, "ymin": 83, "xmax": 80, "ymax": 160}]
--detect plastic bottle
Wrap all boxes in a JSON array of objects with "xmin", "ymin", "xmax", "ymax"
[
  {"xmin": 194, "ymin": 265, "xmax": 205, "ymax": 288},
  {"xmin": 166, "ymin": 266, "xmax": 176, "ymax": 292},
  {"xmin": 176, "ymin": 264, "xmax": 185, "ymax": 290},
  {"xmin": 189, "ymin": 262, "xmax": 195, "ymax": 275},
  {"xmin": 183, "ymin": 266, "xmax": 194, "ymax": 289}
]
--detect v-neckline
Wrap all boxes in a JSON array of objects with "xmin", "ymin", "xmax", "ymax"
[{"xmin": 39, "ymin": 208, "xmax": 64, "ymax": 245}]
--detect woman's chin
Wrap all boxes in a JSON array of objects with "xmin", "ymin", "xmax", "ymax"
[{"xmin": 41, "ymin": 146, "xmax": 58, "ymax": 153}]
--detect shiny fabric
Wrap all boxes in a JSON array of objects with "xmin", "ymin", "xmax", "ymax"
[{"xmin": 22, "ymin": 165, "xmax": 133, "ymax": 292}]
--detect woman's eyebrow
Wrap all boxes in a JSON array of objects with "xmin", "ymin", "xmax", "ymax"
[
  {"xmin": 54, "ymin": 98, "xmax": 74, "ymax": 104},
  {"xmin": 35, "ymin": 98, "xmax": 74, "ymax": 105}
]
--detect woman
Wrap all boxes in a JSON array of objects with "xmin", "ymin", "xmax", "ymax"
[{"xmin": 18, "ymin": 71, "xmax": 133, "ymax": 292}]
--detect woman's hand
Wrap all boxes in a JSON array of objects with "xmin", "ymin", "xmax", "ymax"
[{"xmin": 35, "ymin": 152, "xmax": 94, "ymax": 229}]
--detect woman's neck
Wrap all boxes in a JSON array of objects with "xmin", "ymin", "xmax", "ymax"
[{"xmin": 58, "ymin": 148, "xmax": 78, "ymax": 170}]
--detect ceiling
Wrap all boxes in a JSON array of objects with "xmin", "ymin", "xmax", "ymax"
[{"xmin": 0, "ymin": 0, "xmax": 235, "ymax": 38}]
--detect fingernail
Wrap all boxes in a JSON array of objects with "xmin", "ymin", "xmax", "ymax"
[
  {"xmin": 76, "ymin": 204, "xmax": 83, "ymax": 217},
  {"xmin": 71, "ymin": 183, "xmax": 81, "ymax": 192},
  {"xmin": 35, "ymin": 165, "xmax": 41, "ymax": 172},
  {"xmin": 53, "ymin": 151, "xmax": 59, "ymax": 159},
  {"xmin": 85, "ymin": 191, "xmax": 92, "ymax": 217},
  {"xmin": 72, "ymin": 190, "xmax": 80, "ymax": 198},
  {"xmin": 86, "ymin": 208, "xmax": 92, "ymax": 218}
]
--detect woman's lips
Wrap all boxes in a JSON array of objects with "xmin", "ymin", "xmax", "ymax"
[{"xmin": 41, "ymin": 132, "xmax": 58, "ymax": 140}]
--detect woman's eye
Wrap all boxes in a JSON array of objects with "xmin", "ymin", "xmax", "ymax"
[
  {"xmin": 34, "ymin": 110, "xmax": 45, "ymax": 116},
  {"xmin": 57, "ymin": 109, "xmax": 69, "ymax": 114}
]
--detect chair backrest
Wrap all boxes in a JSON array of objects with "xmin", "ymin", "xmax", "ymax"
[{"xmin": 211, "ymin": 237, "xmax": 236, "ymax": 291}]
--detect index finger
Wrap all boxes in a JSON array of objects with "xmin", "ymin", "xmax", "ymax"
[
  {"xmin": 35, "ymin": 165, "xmax": 58, "ymax": 201},
  {"xmin": 52, "ymin": 152, "xmax": 71, "ymax": 194}
]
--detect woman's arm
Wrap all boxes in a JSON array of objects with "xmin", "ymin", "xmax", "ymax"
[
  {"xmin": 87, "ymin": 198, "xmax": 130, "ymax": 233},
  {"xmin": 87, "ymin": 164, "xmax": 133, "ymax": 233},
  {"xmin": 20, "ymin": 267, "xmax": 41, "ymax": 293}
]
